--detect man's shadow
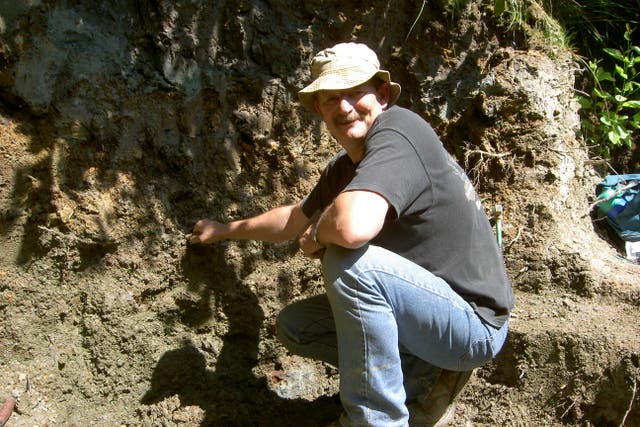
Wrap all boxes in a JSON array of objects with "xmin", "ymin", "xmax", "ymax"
[{"xmin": 141, "ymin": 243, "xmax": 341, "ymax": 426}]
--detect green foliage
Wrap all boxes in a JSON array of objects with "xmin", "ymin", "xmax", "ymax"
[
  {"xmin": 540, "ymin": 0, "xmax": 640, "ymax": 60},
  {"xmin": 576, "ymin": 25, "xmax": 640, "ymax": 157}
]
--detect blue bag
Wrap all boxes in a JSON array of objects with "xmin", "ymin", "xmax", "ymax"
[{"xmin": 595, "ymin": 174, "xmax": 640, "ymax": 242}]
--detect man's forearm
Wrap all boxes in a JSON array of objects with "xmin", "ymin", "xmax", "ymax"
[{"xmin": 222, "ymin": 204, "xmax": 307, "ymax": 243}]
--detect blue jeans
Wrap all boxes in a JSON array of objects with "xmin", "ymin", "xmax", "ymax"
[{"xmin": 277, "ymin": 245, "xmax": 509, "ymax": 427}]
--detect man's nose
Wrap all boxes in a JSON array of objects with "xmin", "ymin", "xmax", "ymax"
[{"xmin": 338, "ymin": 97, "xmax": 355, "ymax": 112}]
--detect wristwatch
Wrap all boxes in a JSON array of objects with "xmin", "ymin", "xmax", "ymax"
[{"xmin": 312, "ymin": 221, "xmax": 323, "ymax": 246}]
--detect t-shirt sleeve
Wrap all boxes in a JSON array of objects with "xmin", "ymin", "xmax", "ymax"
[
  {"xmin": 343, "ymin": 128, "xmax": 429, "ymax": 218},
  {"xmin": 301, "ymin": 169, "xmax": 329, "ymax": 218},
  {"xmin": 301, "ymin": 152, "xmax": 354, "ymax": 218}
]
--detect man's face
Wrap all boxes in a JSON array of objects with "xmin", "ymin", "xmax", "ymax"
[{"xmin": 315, "ymin": 81, "xmax": 390, "ymax": 147}]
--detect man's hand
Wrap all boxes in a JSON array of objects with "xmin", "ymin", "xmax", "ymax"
[
  {"xmin": 189, "ymin": 219, "xmax": 229, "ymax": 244},
  {"xmin": 298, "ymin": 222, "xmax": 326, "ymax": 259}
]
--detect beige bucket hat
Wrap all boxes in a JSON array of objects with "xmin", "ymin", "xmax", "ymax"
[{"xmin": 298, "ymin": 42, "xmax": 401, "ymax": 112}]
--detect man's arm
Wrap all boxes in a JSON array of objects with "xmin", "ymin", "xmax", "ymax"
[
  {"xmin": 298, "ymin": 190, "xmax": 389, "ymax": 255},
  {"xmin": 189, "ymin": 202, "xmax": 311, "ymax": 244}
]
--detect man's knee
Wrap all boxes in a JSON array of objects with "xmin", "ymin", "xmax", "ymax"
[
  {"xmin": 275, "ymin": 304, "xmax": 299, "ymax": 347},
  {"xmin": 276, "ymin": 295, "xmax": 332, "ymax": 346}
]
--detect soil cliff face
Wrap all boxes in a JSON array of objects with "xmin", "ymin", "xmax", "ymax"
[{"xmin": 0, "ymin": 1, "xmax": 638, "ymax": 426}]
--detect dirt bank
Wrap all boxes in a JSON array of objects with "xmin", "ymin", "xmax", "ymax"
[{"xmin": 0, "ymin": 1, "xmax": 638, "ymax": 426}]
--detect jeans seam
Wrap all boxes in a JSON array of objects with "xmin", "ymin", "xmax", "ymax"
[
  {"xmin": 354, "ymin": 283, "xmax": 371, "ymax": 424},
  {"xmin": 354, "ymin": 267, "xmax": 471, "ymax": 313}
]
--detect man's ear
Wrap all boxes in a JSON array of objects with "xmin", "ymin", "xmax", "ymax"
[
  {"xmin": 377, "ymin": 83, "xmax": 390, "ymax": 109},
  {"xmin": 314, "ymin": 98, "xmax": 322, "ymax": 114}
]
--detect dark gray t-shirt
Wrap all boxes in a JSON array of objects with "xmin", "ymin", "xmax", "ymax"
[{"xmin": 302, "ymin": 106, "xmax": 514, "ymax": 327}]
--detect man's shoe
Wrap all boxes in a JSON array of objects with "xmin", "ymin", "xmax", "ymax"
[{"xmin": 408, "ymin": 369, "xmax": 473, "ymax": 427}]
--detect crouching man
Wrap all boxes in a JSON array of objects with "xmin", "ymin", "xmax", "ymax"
[{"xmin": 190, "ymin": 42, "xmax": 515, "ymax": 427}]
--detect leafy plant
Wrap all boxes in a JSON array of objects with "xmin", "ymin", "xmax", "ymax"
[
  {"xmin": 540, "ymin": 0, "xmax": 640, "ymax": 60},
  {"xmin": 576, "ymin": 25, "xmax": 640, "ymax": 157}
]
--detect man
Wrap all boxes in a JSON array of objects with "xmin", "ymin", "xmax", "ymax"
[{"xmin": 190, "ymin": 42, "xmax": 515, "ymax": 427}]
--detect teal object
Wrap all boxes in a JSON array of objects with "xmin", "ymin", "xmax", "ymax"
[
  {"xmin": 597, "ymin": 187, "xmax": 628, "ymax": 220},
  {"xmin": 595, "ymin": 174, "xmax": 640, "ymax": 241}
]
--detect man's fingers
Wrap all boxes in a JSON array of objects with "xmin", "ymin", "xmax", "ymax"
[
  {"xmin": 192, "ymin": 219, "xmax": 207, "ymax": 233},
  {"xmin": 188, "ymin": 220, "xmax": 210, "ymax": 244}
]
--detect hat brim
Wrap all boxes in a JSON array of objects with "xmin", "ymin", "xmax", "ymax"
[{"xmin": 298, "ymin": 68, "xmax": 401, "ymax": 112}]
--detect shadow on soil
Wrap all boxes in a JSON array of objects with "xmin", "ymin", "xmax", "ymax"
[{"xmin": 141, "ymin": 244, "xmax": 341, "ymax": 426}]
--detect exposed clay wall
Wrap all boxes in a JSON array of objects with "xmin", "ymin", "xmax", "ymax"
[{"xmin": 0, "ymin": 1, "xmax": 638, "ymax": 426}]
